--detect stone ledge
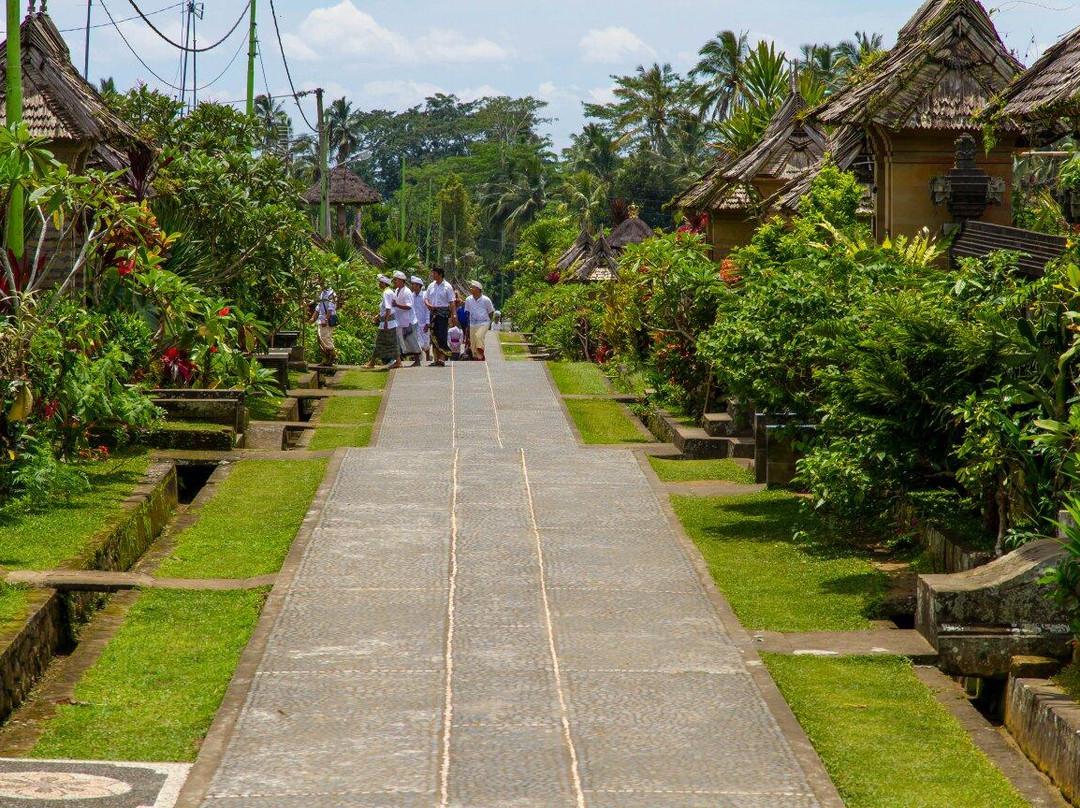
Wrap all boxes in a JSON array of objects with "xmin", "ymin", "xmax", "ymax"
[{"xmin": 1006, "ymin": 677, "xmax": 1080, "ymax": 805}]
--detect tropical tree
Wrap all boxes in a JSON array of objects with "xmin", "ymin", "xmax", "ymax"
[
  {"xmin": 583, "ymin": 63, "xmax": 698, "ymax": 155},
  {"xmin": 253, "ymin": 94, "xmax": 291, "ymax": 157},
  {"xmin": 557, "ymin": 170, "xmax": 608, "ymax": 233},
  {"xmin": 690, "ymin": 30, "xmax": 750, "ymax": 121},
  {"xmin": 484, "ymin": 152, "xmax": 553, "ymax": 238}
]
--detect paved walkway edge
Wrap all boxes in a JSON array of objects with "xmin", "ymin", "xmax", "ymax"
[
  {"xmin": 633, "ymin": 448, "xmax": 847, "ymax": 808},
  {"xmin": 173, "ymin": 449, "xmax": 348, "ymax": 808}
]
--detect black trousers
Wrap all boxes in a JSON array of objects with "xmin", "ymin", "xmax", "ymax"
[{"xmin": 431, "ymin": 308, "xmax": 451, "ymax": 353}]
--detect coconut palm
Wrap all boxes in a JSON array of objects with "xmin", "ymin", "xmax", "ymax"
[
  {"xmin": 690, "ymin": 30, "xmax": 750, "ymax": 121},
  {"xmin": 326, "ymin": 97, "xmax": 362, "ymax": 165},
  {"xmin": 564, "ymin": 124, "xmax": 620, "ymax": 187},
  {"xmin": 837, "ymin": 32, "xmax": 886, "ymax": 75},
  {"xmin": 557, "ymin": 170, "xmax": 608, "ymax": 233},
  {"xmin": 485, "ymin": 153, "xmax": 553, "ymax": 237},
  {"xmin": 584, "ymin": 63, "xmax": 696, "ymax": 155},
  {"xmin": 253, "ymin": 94, "xmax": 291, "ymax": 156}
]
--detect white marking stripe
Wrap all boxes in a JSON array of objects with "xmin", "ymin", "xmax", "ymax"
[
  {"xmin": 520, "ymin": 448, "xmax": 587, "ymax": 808},
  {"xmin": 438, "ymin": 446, "xmax": 461, "ymax": 808},
  {"xmin": 484, "ymin": 359, "xmax": 504, "ymax": 448}
]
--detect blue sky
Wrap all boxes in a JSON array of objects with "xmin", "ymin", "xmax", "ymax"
[{"xmin": 24, "ymin": 0, "xmax": 1080, "ymax": 148}]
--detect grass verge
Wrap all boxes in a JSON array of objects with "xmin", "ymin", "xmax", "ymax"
[
  {"xmin": 161, "ymin": 420, "xmax": 232, "ymax": 432},
  {"xmin": 247, "ymin": 395, "xmax": 284, "ymax": 421},
  {"xmin": 502, "ymin": 342, "xmax": 529, "ymax": 360},
  {"xmin": 309, "ymin": 425, "xmax": 374, "ymax": 450},
  {"xmin": 764, "ymin": 655, "xmax": 1027, "ymax": 807},
  {"xmin": 30, "ymin": 588, "xmax": 265, "ymax": 763},
  {"xmin": 672, "ymin": 491, "xmax": 886, "ymax": 631},
  {"xmin": 1054, "ymin": 662, "xmax": 1080, "ymax": 699},
  {"xmin": 0, "ymin": 451, "xmax": 151, "ymax": 571},
  {"xmin": 320, "ymin": 396, "xmax": 381, "ymax": 424},
  {"xmin": 648, "ymin": 457, "xmax": 754, "ymax": 485},
  {"xmin": 335, "ymin": 370, "xmax": 388, "ymax": 391},
  {"xmin": 549, "ymin": 362, "xmax": 612, "ymax": 396},
  {"xmin": 564, "ymin": 399, "xmax": 649, "ymax": 445},
  {"xmin": 155, "ymin": 459, "xmax": 327, "ymax": 579}
]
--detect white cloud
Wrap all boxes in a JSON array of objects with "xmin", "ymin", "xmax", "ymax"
[
  {"xmin": 290, "ymin": 1, "xmax": 510, "ymax": 64},
  {"xmin": 361, "ymin": 79, "xmax": 446, "ymax": 108},
  {"xmin": 457, "ymin": 85, "xmax": 503, "ymax": 102},
  {"xmin": 578, "ymin": 26, "xmax": 655, "ymax": 64},
  {"xmin": 587, "ymin": 85, "xmax": 618, "ymax": 105}
]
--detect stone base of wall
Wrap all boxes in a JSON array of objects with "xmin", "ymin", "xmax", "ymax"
[
  {"xmin": 1005, "ymin": 677, "xmax": 1080, "ymax": 805},
  {"xmin": 0, "ymin": 462, "xmax": 178, "ymax": 723}
]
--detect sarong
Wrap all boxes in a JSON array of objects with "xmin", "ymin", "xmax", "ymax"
[
  {"xmin": 470, "ymin": 323, "xmax": 489, "ymax": 354},
  {"xmin": 431, "ymin": 308, "xmax": 451, "ymax": 354},
  {"xmin": 317, "ymin": 322, "xmax": 335, "ymax": 354},
  {"xmin": 398, "ymin": 324, "xmax": 421, "ymax": 355},
  {"xmin": 374, "ymin": 327, "xmax": 400, "ymax": 363}
]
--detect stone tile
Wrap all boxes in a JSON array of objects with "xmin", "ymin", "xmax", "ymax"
[
  {"xmin": 583, "ymin": 791, "xmax": 821, "ymax": 807},
  {"xmin": 451, "ymin": 666, "xmax": 561, "ymax": 726},
  {"xmin": 201, "ymin": 793, "xmax": 434, "ymax": 808},
  {"xmin": 454, "ymin": 622, "xmax": 553, "ymax": 670},
  {"xmin": 0, "ymin": 759, "xmax": 188, "ymax": 808}
]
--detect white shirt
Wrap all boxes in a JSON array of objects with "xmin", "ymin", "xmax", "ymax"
[
  {"xmin": 426, "ymin": 279, "xmax": 456, "ymax": 309},
  {"xmin": 464, "ymin": 294, "xmax": 494, "ymax": 327},
  {"xmin": 379, "ymin": 288, "xmax": 395, "ymax": 330},
  {"xmin": 392, "ymin": 286, "xmax": 414, "ymax": 329},
  {"xmin": 412, "ymin": 289, "xmax": 429, "ymax": 328}
]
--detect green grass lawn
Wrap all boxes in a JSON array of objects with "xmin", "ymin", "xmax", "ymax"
[
  {"xmin": 247, "ymin": 395, "xmax": 284, "ymax": 421},
  {"xmin": 498, "ymin": 332, "xmax": 525, "ymax": 344},
  {"xmin": 319, "ymin": 396, "xmax": 381, "ymax": 424},
  {"xmin": 155, "ymin": 459, "xmax": 327, "ymax": 579},
  {"xmin": 672, "ymin": 491, "xmax": 887, "ymax": 631},
  {"xmin": 564, "ymin": 399, "xmax": 650, "ymax": 445},
  {"xmin": 308, "ymin": 425, "xmax": 374, "ymax": 450},
  {"xmin": 30, "ymin": 588, "xmax": 265, "ymax": 762},
  {"xmin": 764, "ymin": 655, "xmax": 1027, "ymax": 807},
  {"xmin": 0, "ymin": 451, "xmax": 151, "ymax": 571},
  {"xmin": 287, "ymin": 369, "xmax": 310, "ymax": 389},
  {"xmin": 335, "ymin": 370, "xmax": 388, "ymax": 391},
  {"xmin": 648, "ymin": 456, "xmax": 755, "ymax": 485},
  {"xmin": 501, "ymin": 342, "xmax": 529, "ymax": 360},
  {"xmin": 549, "ymin": 362, "xmax": 612, "ymax": 396}
]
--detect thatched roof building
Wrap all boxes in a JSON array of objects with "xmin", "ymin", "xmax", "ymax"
[
  {"xmin": 773, "ymin": 126, "xmax": 876, "ymax": 213},
  {"xmin": 303, "ymin": 163, "xmax": 383, "ymax": 239},
  {"xmin": 988, "ymin": 24, "xmax": 1080, "ymax": 126},
  {"xmin": 793, "ymin": 0, "xmax": 1023, "ymax": 239},
  {"xmin": 557, "ymin": 208, "xmax": 654, "ymax": 283},
  {"xmin": 0, "ymin": 10, "xmax": 144, "ymax": 169}
]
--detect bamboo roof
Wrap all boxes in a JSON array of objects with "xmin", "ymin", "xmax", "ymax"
[
  {"xmin": 573, "ymin": 236, "xmax": 619, "ymax": 283},
  {"xmin": 991, "ymin": 24, "xmax": 1080, "ymax": 123},
  {"xmin": 675, "ymin": 92, "xmax": 827, "ymax": 213},
  {"xmin": 773, "ymin": 126, "xmax": 876, "ymax": 213},
  {"xmin": 0, "ymin": 12, "xmax": 141, "ymax": 144},
  {"xmin": 813, "ymin": 0, "xmax": 1023, "ymax": 131},
  {"xmin": 563, "ymin": 215, "xmax": 654, "ymax": 282},
  {"xmin": 302, "ymin": 164, "xmax": 382, "ymax": 206},
  {"xmin": 608, "ymin": 216, "xmax": 654, "ymax": 251},
  {"xmin": 555, "ymin": 230, "xmax": 593, "ymax": 273}
]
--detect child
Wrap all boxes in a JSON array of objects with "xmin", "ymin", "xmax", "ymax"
[{"xmin": 448, "ymin": 324, "xmax": 464, "ymax": 360}]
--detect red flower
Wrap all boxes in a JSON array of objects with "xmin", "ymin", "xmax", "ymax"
[
  {"xmin": 117, "ymin": 258, "xmax": 135, "ymax": 276},
  {"xmin": 42, "ymin": 400, "xmax": 59, "ymax": 419},
  {"xmin": 217, "ymin": 307, "xmax": 231, "ymax": 317},
  {"xmin": 720, "ymin": 258, "xmax": 742, "ymax": 285},
  {"xmin": 209, "ymin": 345, "xmax": 219, "ymax": 354}
]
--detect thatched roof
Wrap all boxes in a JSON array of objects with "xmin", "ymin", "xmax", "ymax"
[
  {"xmin": 355, "ymin": 241, "xmax": 386, "ymax": 268},
  {"xmin": 608, "ymin": 216, "xmax": 654, "ymax": 250},
  {"xmin": 573, "ymin": 236, "xmax": 619, "ymax": 282},
  {"xmin": 773, "ymin": 126, "xmax": 876, "ymax": 213},
  {"xmin": 990, "ymin": 24, "xmax": 1080, "ymax": 123},
  {"xmin": 675, "ymin": 92, "xmax": 827, "ymax": 213},
  {"xmin": 555, "ymin": 230, "xmax": 592, "ymax": 273},
  {"xmin": 0, "ymin": 12, "xmax": 141, "ymax": 143},
  {"xmin": 813, "ymin": 0, "xmax": 1023, "ymax": 131},
  {"xmin": 302, "ymin": 164, "xmax": 382, "ymax": 206}
]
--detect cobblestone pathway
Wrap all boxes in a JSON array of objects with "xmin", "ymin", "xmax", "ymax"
[{"xmin": 199, "ymin": 336, "xmax": 824, "ymax": 807}]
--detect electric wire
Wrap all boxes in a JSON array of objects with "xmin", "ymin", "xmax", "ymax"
[
  {"xmin": 58, "ymin": 0, "xmax": 182, "ymax": 33},
  {"xmin": 267, "ymin": 0, "xmax": 319, "ymax": 133},
  {"xmin": 100, "ymin": 0, "xmax": 246, "ymax": 95},
  {"xmin": 123, "ymin": 0, "xmax": 250, "ymax": 53}
]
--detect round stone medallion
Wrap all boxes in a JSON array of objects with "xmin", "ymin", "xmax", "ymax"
[{"xmin": 0, "ymin": 771, "xmax": 133, "ymax": 799}]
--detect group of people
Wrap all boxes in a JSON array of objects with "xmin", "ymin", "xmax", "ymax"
[{"xmin": 369, "ymin": 265, "xmax": 496, "ymax": 369}]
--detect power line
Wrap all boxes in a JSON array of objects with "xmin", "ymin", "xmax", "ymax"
[
  {"xmin": 267, "ymin": 0, "xmax": 318, "ymax": 132},
  {"xmin": 123, "ymin": 0, "xmax": 250, "ymax": 53},
  {"xmin": 58, "ymin": 0, "xmax": 182, "ymax": 33}
]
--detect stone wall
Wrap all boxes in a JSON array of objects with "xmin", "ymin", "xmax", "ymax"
[
  {"xmin": 0, "ymin": 462, "xmax": 178, "ymax": 723},
  {"xmin": 1005, "ymin": 677, "xmax": 1080, "ymax": 805}
]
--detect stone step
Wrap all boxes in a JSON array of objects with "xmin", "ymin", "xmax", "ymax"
[{"xmin": 702, "ymin": 411, "xmax": 754, "ymax": 438}]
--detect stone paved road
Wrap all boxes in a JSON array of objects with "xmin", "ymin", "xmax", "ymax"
[{"xmin": 199, "ymin": 335, "xmax": 824, "ymax": 807}]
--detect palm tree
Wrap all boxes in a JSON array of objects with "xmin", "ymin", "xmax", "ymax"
[
  {"xmin": 836, "ymin": 32, "xmax": 886, "ymax": 76},
  {"xmin": 799, "ymin": 43, "xmax": 846, "ymax": 91},
  {"xmin": 690, "ymin": 30, "xmax": 750, "ymax": 121},
  {"xmin": 564, "ymin": 124, "xmax": 620, "ymax": 187},
  {"xmin": 485, "ymin": 153, "xmax": 553, "ymax": 237},
  {"xmin": 326, "ymin": 97, "xmax": 362, "ymax": 165},
  {"xmin": 253, "ymin": 94, "xmax": 291, "ymax": 156},
  {"xmin": 557, "ymin": 170, "xmax": 608, "ymax": 233},
  {"xmin": 586, "ymin": 63, "xmax": 695, "ymax": 155},
  {"xmin": 742, "ymin": 41, "xmax": 789, "ymax": 112}
]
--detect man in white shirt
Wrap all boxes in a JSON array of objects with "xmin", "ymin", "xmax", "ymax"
[
  {"xmin": 410, "ymin": 275, "xmax": 432, "ymax": 364},
  {"xmin": 425, "ymin": 265, "xmax": 456, "ymax": 367},
  {"xmin": 373, "ymin": 274, "xmax": 402, "ymax": 369},
  {"xmin": 390, "ymin": 270, "xmax": 421, "ymax": 367},
  {"xmin": 464, "ymin": 280, "xmax": 495, "ymax": 361}
]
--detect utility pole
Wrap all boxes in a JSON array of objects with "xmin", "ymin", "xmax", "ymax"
[
  {"xmin": 6, "ymin": 0, "xmax": 23, "ymax": 261},
  {"xmin": 83, "ymin": 0, "xmax": 92, "ymax": 78},
  {"xmin": 246, "ymin": 0, "xmax": 257, "ymax": 116},
  {"xmin": 316, "ymin": 87, "xmax": 329, "ymax": 238}
]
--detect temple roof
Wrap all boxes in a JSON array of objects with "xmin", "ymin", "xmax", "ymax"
[
  {"xmin": 990, "ymin": 24, "xmax": 1080, "ymax": 123},
  {"xmin": 812, "ymin": 0, "xmax": 1023, "ymax": 131},
  {"xmin": 302, "ymin": 164, "xmax": 382, "ymax": 206},
  {"xmin": 0, "ymin": 12, "xmax": 141, "ymax": 143},
  {"xmin": 675, "ymin": 92, "xmax": 827, "ymax": 213}
]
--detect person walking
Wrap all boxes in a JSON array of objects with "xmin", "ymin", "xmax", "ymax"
[
  {"xmin": 373, "ymin": 274, "xmax": 402, "ymax": 369},
  {"xmin": 464, "ymin": 280, "xmax": 495, "ymax": 361},
  {"xmin": 410, "ymin": 275, "xmax": 432, "ymax": 364},
  {"xmin": 455, "ymin": 293, "xmax": 471, "ymax": 360},
  {"xmin": 308, "ymin": 284, "xmax": 338, "ymax": 365},
  {"xmin": 425, "ymin": 266, "xmax": 456, "ymax": 367},
  {"xmin": 391, "ymin": 270, "xmax": 422, "ymax": 367}
]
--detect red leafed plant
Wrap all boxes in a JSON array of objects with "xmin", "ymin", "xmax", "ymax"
[{"xmin": 162, "ymin": 347, "xmax": 195, "ymax": 386}]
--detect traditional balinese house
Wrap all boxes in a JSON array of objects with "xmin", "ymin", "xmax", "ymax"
[
  {"xmin": 559, "ymin": 206, "xmax": 654, "ymax": 283},
  {"xmin": 803, "ymin": 0, "xmax": 1024, "ymax": 239},
  {"xmin": 773, "ymin": 125, "xmax": 878, "ymax": 216},
  {"xmin": 0, "ymin": 8, "xmax": 152, "ymax": 289},
  {"xmin": 989, "ymin": 24, "xmax": 1080, "ymax": 131},
  {"xmin": 675, "ymin": 91, "xmax": 828, "ymax": 259},
  {"xmin": 302, "ymin": 164, "xmax": 382, "ymax": 240}
]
